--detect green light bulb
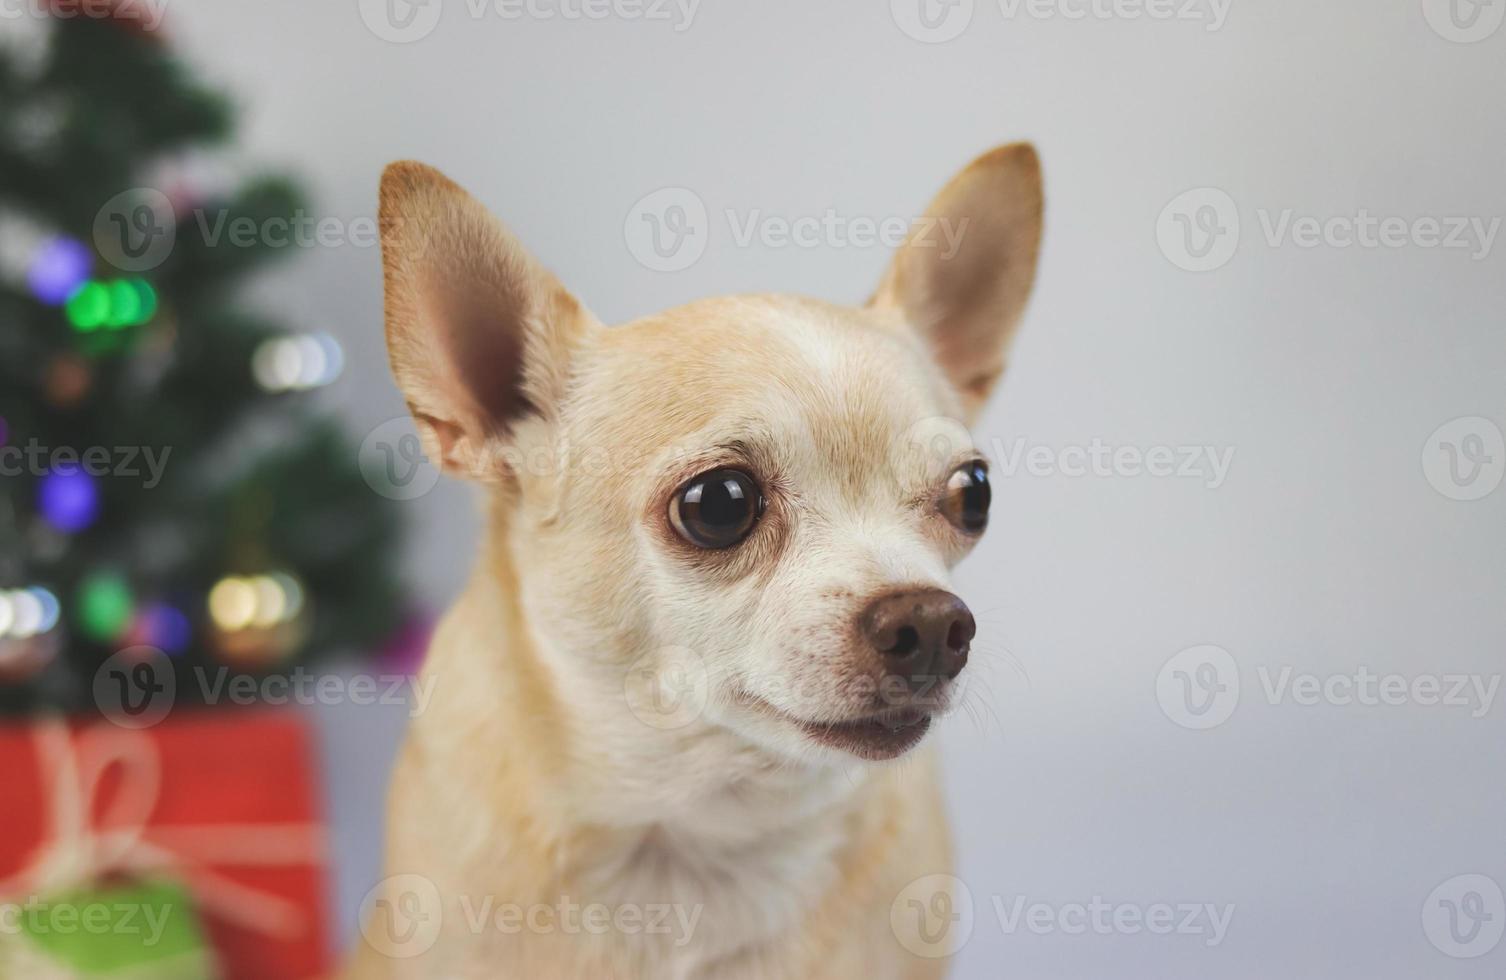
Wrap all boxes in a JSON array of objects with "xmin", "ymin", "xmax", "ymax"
[
  {"xmin": 129, "ymin": 280, "xmax": 159, "ymax": 325},
  {"xmin": 105, "ymin": 280, "xmax": 142, "ymax": 329},
  {"xmin": 65, "ymin": 281, "xmax": 110, "ymax": 332},
  {"xmin": 77, "ymin": 573, "xmax": 133, "ymax": 641}
]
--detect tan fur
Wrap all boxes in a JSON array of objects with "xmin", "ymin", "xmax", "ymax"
[{"xmin": 346, "ymin": 145, "xmax": 1043, "ymax": 979}]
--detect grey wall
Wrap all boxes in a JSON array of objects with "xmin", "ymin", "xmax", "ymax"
[{"xmin": 161, "ymin": 2, "xmax": 1505, "ymax": 976}]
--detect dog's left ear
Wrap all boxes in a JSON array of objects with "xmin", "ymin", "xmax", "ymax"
[
  {"xmin": 870, "ymin": 143, "xmax": 1043, "ymax": 421},
  {"xmin": 378, "ymin": 161, "xmax": 600, "ymax": 481}
]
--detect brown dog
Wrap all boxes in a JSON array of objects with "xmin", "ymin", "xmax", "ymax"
[{"xmin": 346, "ymin": 143, "xmax": 1043, "ymax": 978}]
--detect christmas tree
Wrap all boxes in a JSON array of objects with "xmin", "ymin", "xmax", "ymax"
[{"xmin": 0, "ymin": 8, "xmax": 408, "ymax": 715}]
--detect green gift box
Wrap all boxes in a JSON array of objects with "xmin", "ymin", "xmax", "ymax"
[{"xmin": 1, "ymin": 879, "xmax": 220, "ymax": 980}]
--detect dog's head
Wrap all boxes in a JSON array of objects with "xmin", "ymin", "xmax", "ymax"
[{"xmin": 379, "ymin": 146, "xmax": 1042, "ymax": 765}]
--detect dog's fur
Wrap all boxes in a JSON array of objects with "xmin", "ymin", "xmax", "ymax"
[{"xmin": 346, "ymin": 144, "xmax": 1043, "ymax": 979}]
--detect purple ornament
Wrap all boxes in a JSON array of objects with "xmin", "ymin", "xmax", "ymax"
[
  {"xmin": 27, "ymin": 238, "xmax": 93, "ymax": 306},
  {"xmin": 37, "ymin": 468, "xmax": 100, "ymax": 533}
]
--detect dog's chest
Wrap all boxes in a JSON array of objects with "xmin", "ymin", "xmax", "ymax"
[{"xmin": 586, "ymin": 807, "xmax": 853, "ymax": 977}]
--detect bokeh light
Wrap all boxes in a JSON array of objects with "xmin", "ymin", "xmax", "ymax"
[
  {"xmin": 76, "ymin": 573, "xmax": 133, "ymax": 641},
  {"xmin": 210, "ymin": 572, "xmax": 306, "ymax": 632},
  {"xmin": 64, "ymin": 277, "xmax": 158, "ymax": 332},
  {"xmin": 65, "ymin": 281, "xmax": 110, "ymax": 331},
  {"xmin": 0, "ymin": 587, "xmax": 63, "ymax": 639},
  {"xmin": 37, "ymin": 468, "xmax": 100, "ymax": 533},
  {"xmin": 252, "ymin": 333, "xmax": 344, "ymax": 392},
  {"xmin": 209, "ymin": 576, "xmax": 258, "ymax": 632},
  {"xmin": 134, "ymin": 601, "xmax": 193, "ymax": 654},
  {"xmin": 27, "ymin": 237, "xmax": 92, "ymax": 305}
]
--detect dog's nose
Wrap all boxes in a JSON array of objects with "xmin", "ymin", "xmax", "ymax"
[{"xmin": 861, "ymin": 589, "xmax": 975, "ymax": 685}]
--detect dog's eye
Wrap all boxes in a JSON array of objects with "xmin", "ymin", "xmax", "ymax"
[
  {"xmin": 670, "ymin": 469, "xmax": 765, "ymax": 549},
  {"xmin": 940, "ymin": 461, "xmax": 990, "ymax": 533}
]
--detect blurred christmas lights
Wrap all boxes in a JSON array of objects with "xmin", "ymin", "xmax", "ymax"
[
  {"xmin": 130, "ymin": 601, "xmax": 193, "ymax": 654},
  {"xmin": 76, "ymin": 573, "xmax": 134, "ymax": 642},
  {"xmin": 208, "ymin": 572, "xmax": 308, "ymax": 666},
  {"xmin": 252, "ymin": 333, "xmax": 344, "ymax": 392},
  {"xmin": 209, "ymin": 573, "xmax": 304, "ymax": 631},
  {"xmin": 0, "ymin": 587, "xmax": 62, "ymax": 638},
  {"xmin": 64, "ymin": 278, "xmax": 157, "ymax": 332},
  {"xmin": 37, "ymin": 468, "xmax": 100, "ymax": 533},
  {"xmin": 27, "ymin": 237, "xmax": 92, "ymax": 305}
]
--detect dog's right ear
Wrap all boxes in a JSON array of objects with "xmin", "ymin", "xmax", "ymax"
[{"xmin": 378, "ymin": 161, "xmax": 599, "ymax": 481}]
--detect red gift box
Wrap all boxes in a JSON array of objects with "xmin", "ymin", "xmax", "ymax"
[{"xmin": 0, "ymin": 709, "xmax": 332, "ymax": 979}]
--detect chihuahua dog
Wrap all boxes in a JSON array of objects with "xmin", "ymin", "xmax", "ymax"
[{"xmin": 346, "ymin": 143, "xmax": 1042, "ymax": 979}]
